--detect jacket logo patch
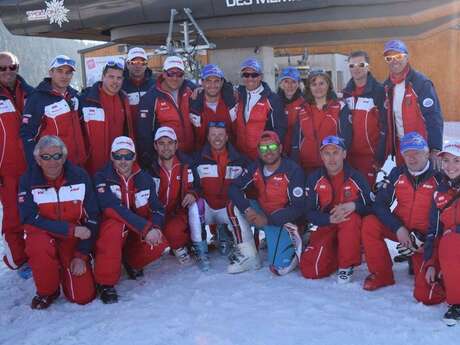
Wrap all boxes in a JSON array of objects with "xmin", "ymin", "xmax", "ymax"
[
  {"xmin": 422, "ymin": 184, "xmax": 434, "ymax": 189},
  {"xmin": 422, "ymin": 98, "xmax": 434, "ymax": 108},
  {"xmin": 293, "ymin": 187, "xmax": 303, "ymax": 198},
  {"xmin": 110, "ymin": 185, "xmax": 122, "ymax": 200},
  {"xmin": 225, "ymin": 166, "xmax": 243, "ymax": 179},
  {"xmin": 135, "ymin": 190, "xmax": 150, "ymax": 208},
  {"xmin": 127, "ymin": 92, "xmax": 140, "ymax": 105}
]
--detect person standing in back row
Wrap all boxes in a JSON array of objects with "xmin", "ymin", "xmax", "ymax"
[
  {"xmin": 0, "ymin": 51, "xmax": 34, "ymax": 277},
  {"xmin": 137, "ymin": 56, "xmax": 196, "ymax": 167},
  {"xmin": 21, "ymin": 55, "xmax": 86, "ymax": 167},
  {"xmin": 342, "ymin": 50, "xmax": 386, "ymax": 186},
  {"xmin": 122, "ymin": 47, "xmax": 155, "ymax": 133},
  {"xmin": 80, "ymin": 58, "xmax": 133, "ymax": 175},
  {"xmin": 233, "ymin": 58, "xmax": 286, "ymax": 160},
  {"xmin": 382, "ymin": 39, "xmax": 443, "ymax": 168}
]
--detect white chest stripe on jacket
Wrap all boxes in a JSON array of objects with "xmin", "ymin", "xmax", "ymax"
[
  {"xmin": 197, "ymin": 164, "xmax": 218, "ymax": 178},
  {"xmin": 82, "ymin": 107, "xmax": 105, "ymax": 122},
  {"xmin": 44, "ymin": 99, "xmax": 70, "ymax": 119},
  {"xmin": 32, "ymin": 184, "xmax": 86, "ymax": 204},
  {"xmin": 0, "ymin": 99, "xmax": 15, "ymax": 114}
]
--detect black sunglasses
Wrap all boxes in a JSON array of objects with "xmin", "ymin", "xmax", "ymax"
[
  {"xmin": 241, "ymin": 72, "xmax": 260, "ymax": 79},
  {"xmin": 112, "ymin": 152, "xmax": 135, "ymax": 161},
  {"xmin": 165, "ymin": 70, "xmax": 184, "ymax": 78},
  {"xmin": 40, "ymin": 153, "xmax": 64, "ymax": 161},
  {"xmin": 0, "ymin": 64, "xmax": 18, "ymax": 72}
]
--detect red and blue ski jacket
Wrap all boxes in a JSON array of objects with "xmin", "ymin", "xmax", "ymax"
[
  {"xmin": 424, "ymin": 180, "xmax": 460, "ymax": 262},
  {"xmin": 191, "ymin": 142, "xmax": 249, "ymax": 210},
  {"xmin": 305, "ymin": 163, "xmax": 372, "ymax": 226},
  {"xmin": 228, "ymin": 157, "xmax": 305, "ymax": 226},
  {"xmin": 136, "ymin": 78, "xmax": 196, "ymax": 167},
  {"xmin": 20, "ymin": 78, "xmax": 87, "ymax": 167},
  {"xmin": 94, "ymin": 162, "xmax": 164, "ymax": 236},
  {"xmin": 233, "ymin": 82, "xmax": 286, "ymax": 160},
  {"xmin": 342, "ymin": 72, "xmax": 387, "ymax": 165},
  {"xmin": 384, "ymin": 68, "xmax": 443, "ymax": 154},
  {"xmin": 189, "ymin": 80, "xmax": 237, "ymax": 148},
  {"xmin": 373, "ymin": 163, "xmax": 441, "ymax": 233},
  {"xmin": 18, "ymin": 161, "xmax": 99, "ymax": 255},
  {"xmin": 291, "ymin": 99, "xmax": 352, "ymax": 172},
  {"xmin": 0, "ymin": 75, "xmax": 33, "ymax": 176}
]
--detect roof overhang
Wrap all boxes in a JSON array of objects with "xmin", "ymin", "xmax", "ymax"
[{"xmin": 1, "ymin": 0, "xmax": 460, "ymax": 47}]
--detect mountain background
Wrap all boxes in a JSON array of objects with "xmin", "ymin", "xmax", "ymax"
[{"xmin": 0, "ymin": 20, "xmax": 98, "ymax": 90}]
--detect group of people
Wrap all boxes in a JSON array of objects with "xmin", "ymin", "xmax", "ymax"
[{"xmin": 0, "ymin": 38, "xmax": 458, "ymax": 326}]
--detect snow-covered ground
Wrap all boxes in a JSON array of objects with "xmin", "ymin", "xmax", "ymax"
[
  {"xmin": 1, "ymin": 123, "xmax": 460, "ymax": 345},
  {"xmin": 1, "ymin": 244, "xmax": 459, "ymax": 345}
]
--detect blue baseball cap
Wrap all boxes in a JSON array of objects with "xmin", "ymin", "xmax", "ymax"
[
  {"xmin": 240, "ymin": 58, "xmax": 262, "ymax": 73},
  {"xmin": 201, "ymin": 64, "xmax": 224, "ymax": 79},
  {"xmin": 384, "ymin": 39, "xmax": 408, "ymax": 54},
  {"xmin": 320, "ymin": 136, "xmax": 346, "ymax": 150},
  {"xmin": 400, "ymin": 132, "xmax": 428, "ymax": 153},
  {"xmin": 279, "ymin": 67, "xmax": 300, "ymax": 82}
]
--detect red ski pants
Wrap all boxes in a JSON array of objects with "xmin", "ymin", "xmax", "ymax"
[
  {"xmin": 300, "ymin": 213, "xmax": 362, "ymax": 279},
  {"xmin": 162, "ymin": 211, "xmax": 190, "ymax": 250},
  {"xmin": 25, "ymin": 226, "xmax": 95, "ymax": 304},
  {"xmin": 94, "ymin": 219, "xmax": 169, "ymax": 286},
  {"xmin": 438, "ymin": 230, "xmax": 460, "ymax": 305},
  {"xmin": 1, "ymin": 174, "xmax": 27, "ymax": 269},
  {"xmin": 362, "ymin": 215, "xmax": 444, "ymax": 305}
]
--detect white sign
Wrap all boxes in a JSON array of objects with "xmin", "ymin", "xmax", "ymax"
[{"xmin": 26, "ymin": 0, "xmax": 70, "ymax": 27}]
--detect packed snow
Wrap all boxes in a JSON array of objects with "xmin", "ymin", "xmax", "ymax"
[{"xmin": 1, "ymin": 124, "xmax": 460, "ymax": 345}]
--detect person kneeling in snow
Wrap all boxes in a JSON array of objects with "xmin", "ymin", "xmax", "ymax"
[
  {"xmin": 228, "ymin": 131, "xmax": 305, "ymax": 274},
  {"xmin": 93, "ymin": 136, "xmax": 169, "ymax": 304},
  {"xmin": 300, "ymin": 135, "xmax": 372, "ymax": 283},
  {"xmin": 19, "ymin": 135, "xmax": 99, "ymax": 309},
  {"xmin": 424, "ymin": 140, "xmax": 460, "ymax": 326},
  {"xmin": 361, "ymin": 132, "xmax": 445, "ymax": 305}
]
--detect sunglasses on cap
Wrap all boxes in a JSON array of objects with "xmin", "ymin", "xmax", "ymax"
[
  {"xmin": 208, "ymin": 121, "xmax": 226, "ymax": 128},
  {"xmin": 129, "ymin": 60, "xmax": 148, "ymax": 66},
  {"xmin": 309, "ymin": 68, "xmax": 328, "ymax": 76},
  {"xmin": 241, "ymin": 72, "xmax": 260, "ymax": 79},
  {"xmin": 53, "ymin": 57, "xmax": 76, "ymax": 68},
  {"xmin": 105, "ymin": 60, "xmax": 124, "ymax": 70},
  {"xmin": 112, "ymin": 151, "xmax": 135, "ymax": 161},
  {"xmin": 0, "ymin": 64, "xmax": 18, "ymax": 72},
  {"xmin": 348, "ymin": 62, "xmax": 369, "ymax": 69},
  {"xmin": 258, "ymin": 143, "xmax": 280, "ymax": 154},
  {"xmin": 384, "ymin": 53, "xmax": 407, "ymax": 63},
  {"xmin": 165, "ymin": 70, "xmax": 184, "ymax": 78},
  {"xmin": 40, "ymin": 153, "xmax": 64, "ymax": 161}
]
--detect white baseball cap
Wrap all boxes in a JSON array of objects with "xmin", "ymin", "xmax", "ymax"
[
  {"xmin": 439, "ymin": 140, "xmax": 460, "ymax": 157},
  {"xmin": 111, "ymin": 136, "xmax": 136, "ymax": 153},
  {"xmin": 154, "ymin": 126, "xmax": 177, "ymax": 141},
  {"xmin": 163, "ymin": 56, "xmax": 185, "ymax": 71},
  {"xmin": 127, "ymin": 47, "xmax": 147, "ymax": 62}
]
